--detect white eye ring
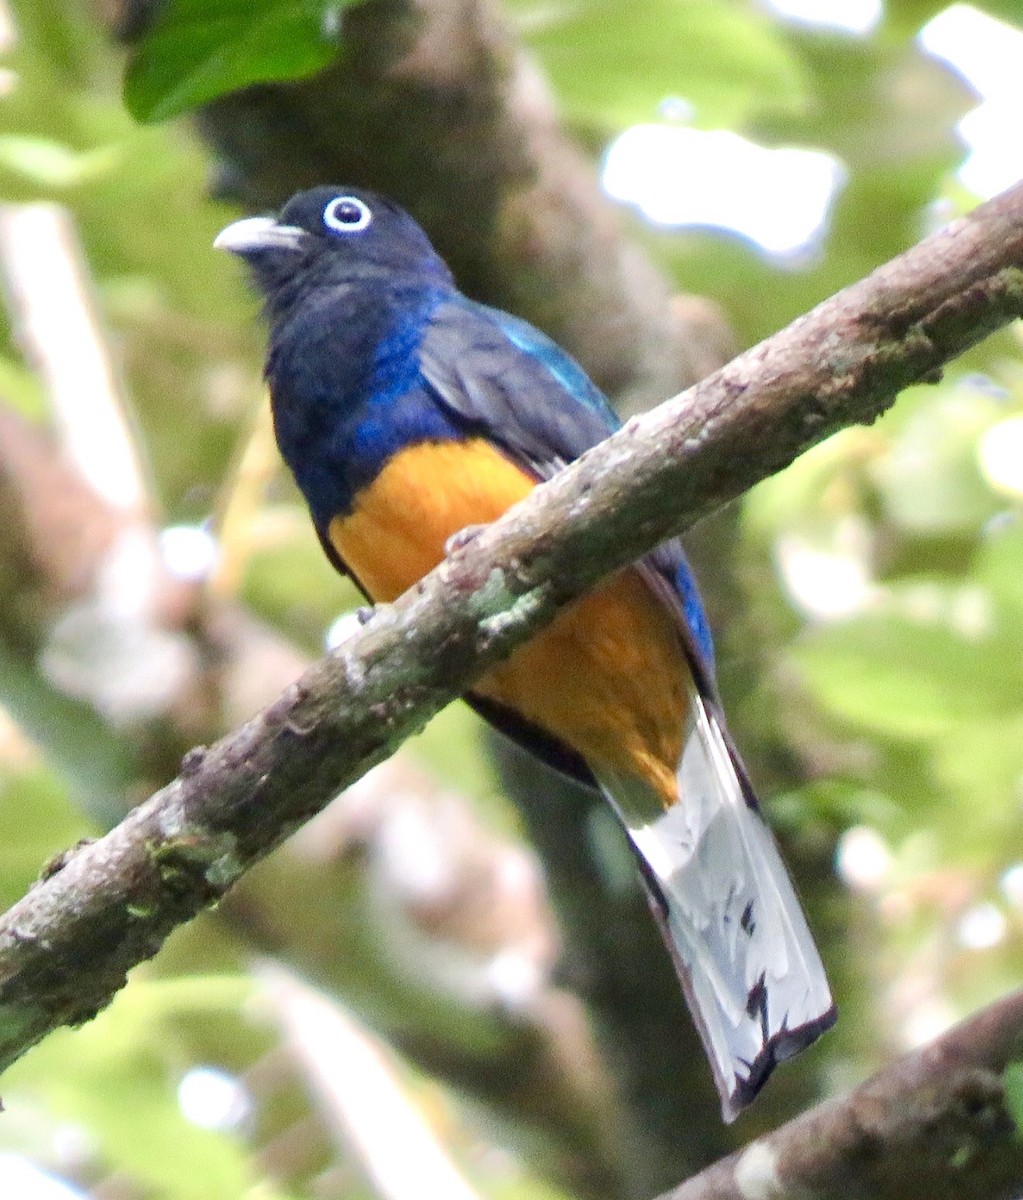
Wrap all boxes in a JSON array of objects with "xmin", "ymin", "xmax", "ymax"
[{"xmin": 323, "ymin": 195, "xmax": 373, "ymax": 234}]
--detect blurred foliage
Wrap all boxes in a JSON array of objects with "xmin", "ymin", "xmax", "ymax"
[
  {"xmin": 1003, "ymin": 1059, "xmax": 1023, "ymax": 1133},
  {"xmin": 124, "ymin": 0, "xmax": 353, "ymax": 122},
  {"xmin": 505, "ymin": 0, "xmax": 808, "ymax": 129},
  {"xmin": 746, "ymin": 362, "xmax": 1023, "ymax": 1029},
  {"xmin": 1, "ymin": 0, "xmax": 1023, "ymax": 1197},
  {"xmin": 1, "ymin": 976, "xmax": 279, "ymax": 1200}
]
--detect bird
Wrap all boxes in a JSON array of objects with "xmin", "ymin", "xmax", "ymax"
[{"xmin": 215, "ymin": 186, "xmax": 836, "ymax": 1119}]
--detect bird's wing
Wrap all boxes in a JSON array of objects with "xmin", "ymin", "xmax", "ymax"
[
  {"xmin": 419, "ymin": 296, "xmax": 716, "ymax": 677},
  {"xmin": 419, "ymin": 296, "xmax": 619, "ymax": 474}
]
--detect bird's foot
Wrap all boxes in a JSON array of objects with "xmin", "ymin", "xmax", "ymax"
[{"xmin": 445, "ymin": 524, "xmax": 486, "ymax": 556}]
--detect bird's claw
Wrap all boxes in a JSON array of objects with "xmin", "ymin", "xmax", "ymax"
[
  {"xmin": 445, "ymin": 524, "xmax": 485, "ymax": 556},
  {"xmin": 356, "ymin": 605, "xmax": 376, "ymax": 625}
]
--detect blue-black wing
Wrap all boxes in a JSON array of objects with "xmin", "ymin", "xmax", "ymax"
[
  {"xmin": 419, "ymin": 295, "xmax": 717, "ymax": 678},
  {"xmin": 419, "ymin": 298, "xmax": 616, "ymax": 471}
]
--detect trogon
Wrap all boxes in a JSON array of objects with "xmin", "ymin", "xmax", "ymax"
[{"xmin": 216, "ymin": 186, "xmax": 835, "ymax": 1119}]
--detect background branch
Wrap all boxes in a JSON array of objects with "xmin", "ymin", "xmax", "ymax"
[
  {"xmin": 261, "ymin": 961, "xmax": 484, "ymax": 1200},
  {"xmin": 664, "ymin": 989, "xmax": 1023, "ymax": 1200}
]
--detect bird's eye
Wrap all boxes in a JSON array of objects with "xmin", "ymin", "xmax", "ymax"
[{"xmin": 323, "ymin": 196, "xmax": 373, "ymax": 234}]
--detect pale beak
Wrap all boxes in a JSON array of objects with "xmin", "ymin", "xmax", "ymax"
[{"xmin": 213, "ymin": 216, "xmax": 306, "ymax": 255}]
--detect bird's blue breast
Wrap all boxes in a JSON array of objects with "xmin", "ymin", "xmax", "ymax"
[
  {"xmin": 267, "ymin": 278, "xmax": 716, "ymax": 674},
  {"xmin": 267, "ymin": 283, "xmax": 463, "ymax": 527}
]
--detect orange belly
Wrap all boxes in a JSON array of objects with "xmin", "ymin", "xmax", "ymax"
[{"xmin": 328, "ymin": 439, "xmax": 687, "ymax": 803}]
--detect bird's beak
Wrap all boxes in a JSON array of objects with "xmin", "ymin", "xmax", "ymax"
[{"xmin": 213, "ymin": 216, "xmax": 306, "ymax": 255}]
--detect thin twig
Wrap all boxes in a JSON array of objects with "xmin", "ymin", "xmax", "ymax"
[
  {"xmin": 0, "ymin": 203, "xmax": 150, "ymax": 515},
  {"xmin": 260, "ymin": 962, "xmax": 482, "ymax": 1200}
]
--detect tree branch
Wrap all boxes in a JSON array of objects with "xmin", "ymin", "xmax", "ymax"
[
  {"xmin": 662, "ymin": 989, "xmax": 1023, "ymax": 1200},
  {"xmin": 1, "ymin": 179, "xmax": 1022, "ymax": 1074}
]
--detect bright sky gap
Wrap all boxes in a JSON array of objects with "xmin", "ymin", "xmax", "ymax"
[{"xmin": 602, "ymin": 2, "xmax": 1022, "ymax": 258}]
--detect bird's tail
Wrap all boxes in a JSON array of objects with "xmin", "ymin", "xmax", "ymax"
[{"xmin": 591, "ymin": 691, "xmax": 835, "ymax": 1121}]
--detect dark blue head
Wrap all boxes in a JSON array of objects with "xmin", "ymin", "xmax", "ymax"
[
  {"xmin": 215, "ymin": 187, "xmax": 462, "ymax": 524},
  {"xmin": 214, "ymin": 186, "xmax": 454, "ymax": 318}
]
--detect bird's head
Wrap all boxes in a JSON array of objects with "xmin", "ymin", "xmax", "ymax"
[{"xmin": 214, "ymin": 186, "xmax": 453, "ymax": 313}]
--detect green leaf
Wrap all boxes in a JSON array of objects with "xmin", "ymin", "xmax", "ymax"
[
  {"xmin": 0, "ymin": 363, "xmax": 47, "ymax": 420},
  {"xmin": 0, "ymin": 642, "xmax": 140, "ymax": 827},
  {"xmin": 123, "ymin": 0, "xmax": 348, "ymax": 124},
  {"xmin": 931, "ymin": 714, "xmax": 1023, "ymax": 837},
  {"xmin": 507, "ymin": 0, "xmax": 805, "ymax": 129},
  {"xmin": 2, "ymin": 976, "xmax": 259, "ymax": 1200},
  {"xmin": 881, "ymin": 0, "xmax": 955, "ymax": 40}
]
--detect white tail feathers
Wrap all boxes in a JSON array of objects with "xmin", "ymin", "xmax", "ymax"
[{"xmin": 592, "ymin": 692, "xmax": 835, "ymax": 1121}]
